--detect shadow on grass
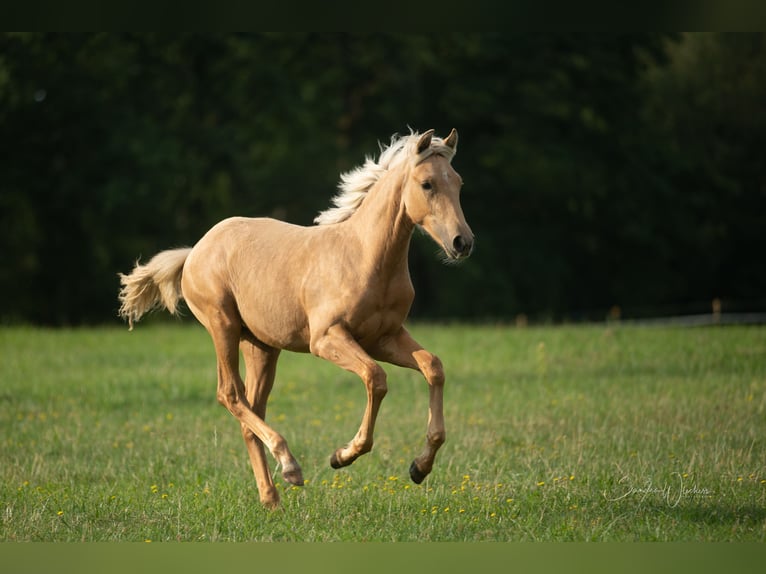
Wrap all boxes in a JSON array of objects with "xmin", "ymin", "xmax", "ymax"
[
  {"xmin": 676, "ymin": 503, "xmax": 766, "ymax": 526},
  {"xmin": 637, "ymin": 500, "xmax": 766, "ymax": 539}
]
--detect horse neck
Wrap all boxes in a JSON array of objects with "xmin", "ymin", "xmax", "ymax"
[{"xmin": 344, "ymin": 170, "xmax": 414, "ymax": 276}]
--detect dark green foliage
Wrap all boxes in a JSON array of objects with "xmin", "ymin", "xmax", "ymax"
[{"xmin": 1, "ymin": 33, "xmax": 764, "ymax": 324}]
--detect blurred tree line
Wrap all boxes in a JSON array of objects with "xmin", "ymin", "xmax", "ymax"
[{"xmin": 1, "ymin": 33, "xmax": 764, "ymax": 325}]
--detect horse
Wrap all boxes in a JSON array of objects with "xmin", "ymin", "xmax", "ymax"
[{"xmin": 118, "ymin": 128, "xmax": 474, "ymax": 509}]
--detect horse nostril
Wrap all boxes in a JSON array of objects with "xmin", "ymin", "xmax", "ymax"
[{"xmin": 453, "ymin": 235, "xmax": 473, "ymax": 256}]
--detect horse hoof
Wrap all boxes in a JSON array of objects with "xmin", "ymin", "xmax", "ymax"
[
  {"xmin": 260, "ymin": 486, "xmax": 281, "ymax": 509},
  {"xmin": 330, "ymin": 452, "xmax": 343, "ymax": 469},
  {"xmin": 409, "ymin": 461, "xmax": 427, "ymax": 484},
  {"xmin": 282, "ymin": 464, "xmax": 304, "ymax": 486},
  {"xmin": 262, "ymin": 497, "xmax": 282, "ymax": 510}
]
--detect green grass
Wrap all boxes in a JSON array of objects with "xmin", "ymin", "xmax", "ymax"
[{"xmin": 1, "ymin": 322, "xmax": 764, "ymax": 541}]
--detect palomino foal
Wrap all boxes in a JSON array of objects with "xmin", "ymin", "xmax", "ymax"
[{"xmin": 118, "ymin": 129, "xmax": 473, "ymax": 508}]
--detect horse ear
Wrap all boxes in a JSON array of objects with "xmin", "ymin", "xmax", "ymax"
[
  {"xmin": 444, "ymin": 128, "xmax": 458, "ymax": 150},
  {"xmin": 416, "ymin": 129, "xmax": 434, "ymax": 154}
]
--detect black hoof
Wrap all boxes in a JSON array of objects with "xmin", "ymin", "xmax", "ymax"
[
  {"xmin": 330, "ymin": 452, "xmax": 343, "ymax": 469},
  {"xmin": 409, "ymin": 461, "xmax": 427, "ymax": 484}
]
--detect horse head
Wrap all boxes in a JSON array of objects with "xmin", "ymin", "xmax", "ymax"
[{"xmin": 403, "ymin": 129, "xmax": 474, "ymax": 261}]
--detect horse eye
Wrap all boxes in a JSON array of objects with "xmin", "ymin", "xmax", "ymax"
[{"xmin": 421, "ymin": 181, "xmax": 433, "ymax": 191}]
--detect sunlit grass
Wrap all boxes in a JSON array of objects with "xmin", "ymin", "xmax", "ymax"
[{"xmin": 1, "ymin": 323, "xmax": 764, "ymax": 541}]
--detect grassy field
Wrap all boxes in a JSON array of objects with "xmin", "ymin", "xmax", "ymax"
[{"xmin": 1, "ymin": 322, "xmax": 764, "ymax": 541}]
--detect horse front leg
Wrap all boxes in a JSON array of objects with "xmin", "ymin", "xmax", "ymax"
[
  {"xmin": 310, "ymin": 324, "xmax": 388, "ymax": 469},
  {"xmin": 372, "ymin": 327, "xmax": 446, "ymax": 484}
]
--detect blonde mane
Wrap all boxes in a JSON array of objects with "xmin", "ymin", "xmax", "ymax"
[{"xmin": 314, "ymin": 131, "xmax": 457, "ymax": 226}]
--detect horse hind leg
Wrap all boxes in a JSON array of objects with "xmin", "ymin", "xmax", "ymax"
[
  {"xmin": 214, "ymin": 319, "xmax": 304, "ymax": 490},
  {"xmin": 239, "ymin": 330, "xmax": 284, "ymax": 509},
  {"xmin": 187, "ymin": 293, "xmax": 303, "ymax": 508}
]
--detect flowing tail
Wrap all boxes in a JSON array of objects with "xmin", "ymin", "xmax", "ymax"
[{"xmin": 118, "ymin": 247, "xmax": 192, "ymax": 330}]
